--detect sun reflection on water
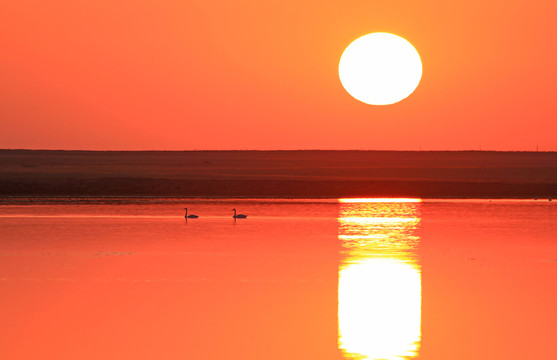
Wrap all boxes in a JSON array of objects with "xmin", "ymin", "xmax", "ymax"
[
  {"xmin": 338, "ymin": 199, "xmax": 422, "ymax": 360},
  {"xmin": 339, "ymin": 198, "xmax": 422, "ymax": 204}
]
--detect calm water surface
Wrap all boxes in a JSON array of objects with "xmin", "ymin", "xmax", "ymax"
[{"xmin": 0, "ymin": 199, "xmax": 556, "ymax": 359}]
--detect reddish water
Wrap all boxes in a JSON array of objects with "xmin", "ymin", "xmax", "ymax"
[{"xmin": 0, "ymin": 199, "xmax": 555, "ymax": 359}]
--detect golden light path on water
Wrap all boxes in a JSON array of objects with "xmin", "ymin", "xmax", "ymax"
[
  {"xmin": 338, "ymin": 198, "xmax": 422, "ymax": 360},
  {"xmin": 339, "ymin": 198, "xmax": 422, "ymax": 204}
]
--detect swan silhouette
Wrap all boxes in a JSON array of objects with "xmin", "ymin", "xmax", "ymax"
[
  {"xmin": 232, "ymin": 209, "xmax": 247, "ymax": 218},
  {"xmin": 184, "ymin": 208, "xmax": 199, "ymax": 218}
]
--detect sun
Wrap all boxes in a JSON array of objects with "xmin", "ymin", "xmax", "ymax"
[{"xmin": 339, "ymin": 33, "xmax": 422, "ymax": 105}]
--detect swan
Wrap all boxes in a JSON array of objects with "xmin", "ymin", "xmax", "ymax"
[
  {"xmin": 232, "ymin": 209, "xmax": 247, "ymax": 218},
  {"xmin": 184, "ymin": 208, "xmax": 199, "ymax": 218}
]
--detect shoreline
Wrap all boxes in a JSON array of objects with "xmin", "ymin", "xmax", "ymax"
[
  {"xmin": 0, "ymin": 196, "xmax": 553, "ymax": 206},
  {"xmin": 2, "ymin": 150, "xmax": 556, "ymax": 199}
]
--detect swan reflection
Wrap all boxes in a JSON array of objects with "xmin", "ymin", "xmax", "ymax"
[{"xmin": 338, "ymin": 198, "xmax": 422, "ymax": 360}]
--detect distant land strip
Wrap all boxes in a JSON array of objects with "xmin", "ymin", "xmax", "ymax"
[{"xmin": 1, "ymin": 150, "xmax": 556, "ymax": 199}]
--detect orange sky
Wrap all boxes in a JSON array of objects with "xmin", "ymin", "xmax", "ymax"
[{"xmin": 1, "ymin": 0, "xmax": 556, "ymax": 150}]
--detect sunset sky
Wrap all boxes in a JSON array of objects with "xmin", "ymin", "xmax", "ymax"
[{"xmin": 1, "ymin": 0, "xmax": 556, "ymax": 151}]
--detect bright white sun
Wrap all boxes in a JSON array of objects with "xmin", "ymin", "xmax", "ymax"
[{"xmin": 339, "ymin": 32, "xmax": 422, "ymax": 105}]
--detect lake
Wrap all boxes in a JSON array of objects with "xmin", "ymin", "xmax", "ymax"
[{"xmin": 0, "ymin": 198, "xmax": 556, "ymax": 359}]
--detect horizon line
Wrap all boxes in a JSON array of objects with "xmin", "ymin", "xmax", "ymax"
[{"xmin": 1, "ymin": 148, "xmax": 556, "ymax": 153}]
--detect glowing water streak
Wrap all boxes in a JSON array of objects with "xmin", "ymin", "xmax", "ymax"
[
  {"xmin": 339, "ymin": 198, "xmax": 422, "ymax": 204},
  {"xmin": 338, "ymin": 199, "xmax": 422, "ymax": 360}
]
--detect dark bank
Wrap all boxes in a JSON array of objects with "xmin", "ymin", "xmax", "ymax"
[{"xmin": 1, "ymin": 150, "xmax": 556, "ymax": 199}]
